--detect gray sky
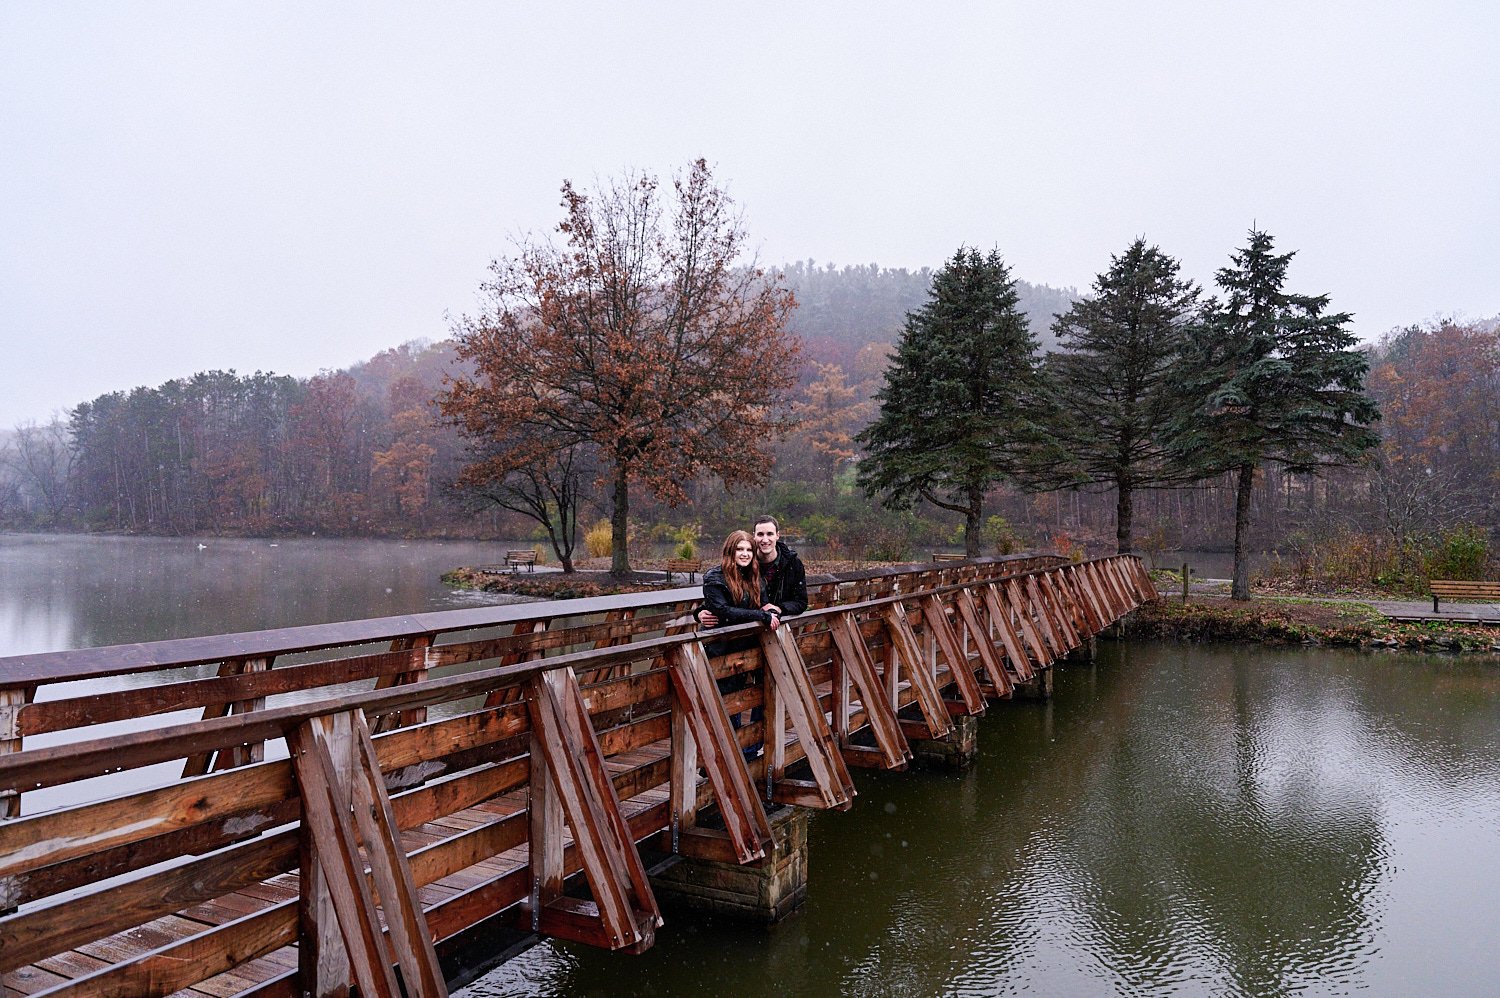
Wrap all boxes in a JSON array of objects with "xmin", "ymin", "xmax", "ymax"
[{"xmin": 3, "ymin": 2, "xmax": 1497, "ymax": 428}]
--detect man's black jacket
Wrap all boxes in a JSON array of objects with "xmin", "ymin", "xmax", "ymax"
[{"xmin": 760, "ymin": 540, "xmax": 808, "ymax": 617}]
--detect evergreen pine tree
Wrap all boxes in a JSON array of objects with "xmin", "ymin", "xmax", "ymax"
[
  {"xmin": 1036, "ymin": 237, "xmax": 1202, "ymax": 553},
  {"xmin": 1173, "ymin": 229, "xmax": 1380, "ymax": 599},
  {"xmin": 856, "ymin": 247, "xmax": 1044, "ymax": 555}
]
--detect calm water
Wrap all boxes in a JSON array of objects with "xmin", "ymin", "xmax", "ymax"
[
  {"xmin": 3, "ymin": 534, "xmax": 1497, "ymax": 995},
  {"xmin": 0, "ymin": 532, "xmax": 522, "ymax": 657},
  {"xmin": 466, "ymin": 641, "xmax": 1500, "ymax": 997}
]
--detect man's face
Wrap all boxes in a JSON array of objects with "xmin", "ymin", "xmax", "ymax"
[{"xmin": 753, "ymin": 521, "xmax": 779, "ymax": 561}]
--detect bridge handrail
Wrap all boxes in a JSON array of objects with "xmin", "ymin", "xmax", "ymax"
[{"xmin": 0, "ymin": 552, "xmax": 1058, "ymax": 689}]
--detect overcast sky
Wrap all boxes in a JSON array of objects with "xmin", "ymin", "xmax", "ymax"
[{"xmin": 3, "ymin": 2, "xmax": 1496, "ymax": 428}]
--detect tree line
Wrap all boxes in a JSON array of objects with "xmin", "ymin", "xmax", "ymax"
[{"xmin": 3, "ymin": 159, "xmax": 1495, "ymax": 599}]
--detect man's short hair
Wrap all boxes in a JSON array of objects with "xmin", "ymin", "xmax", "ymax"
[{"xmin": 753, "ymin": 515, "xmax": 779, "ymax": 532}]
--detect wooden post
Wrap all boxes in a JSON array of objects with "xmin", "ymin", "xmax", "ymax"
[
  {"xmin": 1182, "ymin": 562, "xmax": 1190, "ymax": 604},
  {"xmin": 296, "ymin": 711, "xmax": 353, "ymax": 997}
]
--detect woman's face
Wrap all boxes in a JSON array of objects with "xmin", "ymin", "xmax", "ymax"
[{"xmin": 733, "ymin": 540, "xmax": 754, "ymax": 568}]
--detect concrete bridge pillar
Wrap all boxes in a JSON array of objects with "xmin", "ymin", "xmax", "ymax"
[
  {"xmin": 650, "ymin": 805, "xmax": 808, "ymax": 922},
  {"xmin": 908, "ymin": 713, "xmax": 980, "ymax": 770}
]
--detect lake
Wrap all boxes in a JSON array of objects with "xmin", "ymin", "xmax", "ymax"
[{"xmin": 3, "ymin": 533, "xmax": 1497, "ymax": 996}]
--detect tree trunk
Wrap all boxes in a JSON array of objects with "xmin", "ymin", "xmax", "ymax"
[
  {"xmin": 610, "ymin": 463, "xmax": 632, "ymax": 576},
  {"xmin": 965, "ymin": 485, "xmax": 982, "ymax": 558},
  {"xmin": 1231, "ymin": 462, "xmax": 1255, "ymax": 601},
  {"xmin": 1116, "ymin": 481, "xmax": 1134, "ymax": 554}
]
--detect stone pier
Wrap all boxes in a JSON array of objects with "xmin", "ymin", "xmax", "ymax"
[
  {"xmin": 909, "ymin": 713, "xmax": 980, "ymax": 770},
  {"xmin": 650, "ymin": 805, "xmax": 808, "ymax": 922}
]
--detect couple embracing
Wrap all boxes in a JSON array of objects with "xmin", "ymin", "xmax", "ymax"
[
  {"xmin": 697, "ymin": 516, "xmax": 807, "ymax": 757},
  {"xmin": 698, "ymin": 515, "xmax": 807, "ymax": 643}
]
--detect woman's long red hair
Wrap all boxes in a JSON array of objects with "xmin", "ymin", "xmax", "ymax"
[{"xmin": 719, "ymin": 530, "xmax": 761, "ymax": 607}]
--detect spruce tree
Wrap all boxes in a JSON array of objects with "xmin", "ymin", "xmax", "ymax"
[
  {"xmin": 1035, "ymin": 237, "xmax": 1202, "ymax": 554},
  {"xmin": 856, "ymin": 247, "xmax": 1044, "ymax": 555},
  {"xmin": 1173, "ymin": 229, "xmax": 1380, "ymax": 599}
]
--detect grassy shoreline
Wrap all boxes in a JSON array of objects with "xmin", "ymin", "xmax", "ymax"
[{"xmin": 1129, "ymin": 594, "xmax": 1500, "ymax": 654}]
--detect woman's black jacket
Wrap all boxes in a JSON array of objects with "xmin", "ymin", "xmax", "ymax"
[{"xmin": 701, "ymin": 565, "xmax": 772, "ymax": 657}]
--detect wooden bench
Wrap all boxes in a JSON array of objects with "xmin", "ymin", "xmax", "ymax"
[
  {"xmin": 1430, "ymin": 579, "xmax": 1500, "ymax": 612},
  {"xmin": 665, "ymin": 558, "xmax": 702, "ymax": 583},
  {"xmin": 504, "ymin": 549, "xmax": 538, "ymax": 572},
  {"xmin": 932, "ymin": 553, "xmax": 967, "ymax": 563}
]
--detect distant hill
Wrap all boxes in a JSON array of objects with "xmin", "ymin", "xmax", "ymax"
[{"xmin": 776, "ymin": 260, "xmax": 1079, "ymax": 372}]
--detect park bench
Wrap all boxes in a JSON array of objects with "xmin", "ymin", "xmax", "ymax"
[
  {"xmin": 933, "ymin": 553, "xmax": 967, "ymax": 563},
  {"xmin": 665, "ymin": 557, "xmax": 703, "ymax": 583},
  {"xmin": 504, "ymin": 549, "xmax": 538, "ymax": 572},
  {"xmin": 1429, "ymin": 579, "xmax": 1500, "ymax": 612}
]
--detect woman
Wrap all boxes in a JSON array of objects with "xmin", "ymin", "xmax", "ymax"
[
  {"xmin": 701, "ymin": 530, "xmax": 780, "ymax": 655},
  {"xmin": 701, "ymin": 530, "xmax": 777, "ymax": 754}
]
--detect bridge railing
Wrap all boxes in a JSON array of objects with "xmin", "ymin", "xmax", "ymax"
[
  {"xmin": 0, "ymin": 553, "xmax": 1154, "ymax": 998},
  {"xmin": 0, "ymin": 552, "xmax": 1061, "ymax": 803}
]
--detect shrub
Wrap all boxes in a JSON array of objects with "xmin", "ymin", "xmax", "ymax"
[
  {"xmin": 981, "ymin": 515, "xmax": 1020, "ymax": 555},
  {"xmin": 677, "ymin": 540, "xmax": 695, "ymax": 560},
  {"xmin": 584, "ymin": 520, "xmax": 612, "ymax": 559},
  {"xmin": 1426, "ymin": 525, "xmax": 1490, "ymax": 580}
]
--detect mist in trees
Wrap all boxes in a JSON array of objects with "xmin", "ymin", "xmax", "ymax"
[{"xmin": 7, "ymin": 210, "xmax": 1496, "ymax": 597}]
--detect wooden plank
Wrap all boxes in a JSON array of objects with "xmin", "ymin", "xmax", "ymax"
[
  {"xmin": 0, "ymin": 830, "xmax": 298, "ymax": 976},
  {"xmin": 25, "ymin": 906, "xmax": 294, "ymax": 998}
]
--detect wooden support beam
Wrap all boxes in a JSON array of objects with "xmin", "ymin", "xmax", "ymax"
[
  {"xmin": 954, "ymin": 589, "xmax": 1011, "ymax": 697},
  {"xmin": 484, "ymin": 621, "xmax": 548, "ymax": 708},
  {"xmin": 182, "ymin": 657, "xmax": 275, "ymax": 778},
  {"xmin": 1035, "ymin": 574, "xmax": 1081, "ymax": 652},
  {"xmin": 291, "ymin": 709, "xmax": 446, "ymax": 998},
  {"xmin": 523, "ymin": 666, "xmax": 660, "ymax": 952},
  {"xmin": 920, "ymin": 595, "xmax": 985, "ymax": 716},
  {"xmin": 668, "ymin": 643, "xmax": 774, "ymax": 863},
  {"xmin": 827, "ymin": 612, "xmax": 911, "ymax": 769},
  {"xmin": 881, "ymin": 602, "xmax": 953, "ymax": 739},
  {"xmin": 372, "ymin": 637, "xmax": 431, "ymax": 734},
  {"xmin": 1022, "ymin": 577, "xmax": 1066, "ymax": 658},
  {"xmin": 1003, "ymin": 578, "xmax": 1053, "ymax": 670},
  {"xmin": 758, "ymin": 628, "xmax": 855, "ymax": 811},
  {"xmin": 981, "ymin": 583, "xmax": 1033, "ymax": 683}
]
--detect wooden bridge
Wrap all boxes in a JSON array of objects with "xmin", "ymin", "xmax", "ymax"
[{"xmin": 0, "ymin": 553, "xmax": 1155, "ymax": 997}]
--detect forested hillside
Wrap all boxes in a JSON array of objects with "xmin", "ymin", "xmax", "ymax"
[{"xmin": 2, "ymin": 254, "xmax": 1495, "ymax": 585}]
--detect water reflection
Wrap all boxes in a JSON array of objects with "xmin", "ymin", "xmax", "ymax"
[{"xmin": 466, "ymin": 642, "xmax": 1500, "ymax": 997}]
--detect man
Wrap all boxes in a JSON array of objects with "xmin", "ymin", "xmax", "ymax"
[{"xmin": 698, "ymin": 515, "xmax": 807, "ymax": 628}]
